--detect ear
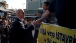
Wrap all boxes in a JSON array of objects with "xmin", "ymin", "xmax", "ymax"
[
  {"xmin": 47, "ymin": 6, "xmax": 49, "ymax": 8},
  {"xmin": 23, "ymin": 12, "xmax": 24, "ymax": 14}
]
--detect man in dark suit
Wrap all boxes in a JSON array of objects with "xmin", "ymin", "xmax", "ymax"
[
  {"xmin": 0, "ymin": 25, "xmax": 4, "ymax": 43},
  {"xmin": 9, "ymin": 9, "xmax": 36, "ymax": 43},
  {"xmin": 25, "ymin": 22, "xmax": 38, "ymax": 43},
  {"xmin": 0, "ymin": 19, "xmax": 9, "ymax": 43},
  {"xmin": 32, "ymin": 29, "xmax": 39, "ymax": 43}
]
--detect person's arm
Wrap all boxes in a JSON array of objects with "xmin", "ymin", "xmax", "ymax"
[
  {"xmin": 0, "ymin": 26, "xmax": 4, "ymax": 35},
  {"xmin": 9, "ymin": 22, "xmax": 17, "ymax": 43},
  {"xmin": 37, "ymin": 0, "xmax": 55, "ymax": 23},
  {"xmin": 25, "ymin": 21, "xmax": 37, "ymax": 33},
  {"xmin": 39, "ymin": 10, "xmax": 50, "ymax": 22},
  {"xmin": 0, "ymin": 26, "xmax": 6, "ymax": 37},
  {"xmin": 7, "ymin": 25, "xmax": 10, "ymax": 38},
  {"xmin": 25, "ymin": 24, "xmax": 34, "ymax": 34}
]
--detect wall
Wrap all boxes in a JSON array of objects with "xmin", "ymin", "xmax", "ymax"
[{"xmin": 26, "ymin": 0, "xmax": 39, "ymax": 10}]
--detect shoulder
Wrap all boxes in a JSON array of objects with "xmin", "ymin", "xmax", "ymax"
[
  {"xmin": 29, "ymin": 24, "xmax": 34, "ymax": 28},
  {"xmin": 12, "ymin": 20, "xmax": 19, "ymax": 26},
  {"xmin": 0, "ymin": 26, "xmax": 4, "ymax": 30},
  {"xmin": 0, "ymin": 25, "xmax": 3, "ymax": 28}
]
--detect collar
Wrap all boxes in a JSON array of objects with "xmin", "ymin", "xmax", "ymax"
[
  {"xmin": 3, "ymin": 25, "xmax": 7, "ymax": 27},
  {"xmin": 3, "ymin": 25, "xmax": 7, "ymax": 28},
  {"xmin": 18, "ymin": 18, "xmax": 24, "ymax": 22}
]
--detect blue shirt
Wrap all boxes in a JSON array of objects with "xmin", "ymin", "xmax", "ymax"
[{"xmin": 48, "ymin": 0, "xmax": 76, "ymax": 29}]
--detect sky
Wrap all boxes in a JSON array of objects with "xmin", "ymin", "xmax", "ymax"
[{"xmin": 6, "ymin": 0, "xmax": 26, "ymax": 9}]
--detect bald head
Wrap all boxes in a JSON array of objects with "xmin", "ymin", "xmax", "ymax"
[
  {"xmin": 16, "ymin": 9, "xmax": 24, "ymax": 19},
  {"xmin": 16, "ymin": 9, "xmax": 24, "ymax": 15}
]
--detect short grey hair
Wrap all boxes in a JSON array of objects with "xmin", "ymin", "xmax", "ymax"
[{"xmin": 16, "ymin": 9, "xmax": 24, "ymax": 14}]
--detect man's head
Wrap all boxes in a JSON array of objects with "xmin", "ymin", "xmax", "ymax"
[
  {"xmin": 36, "ymin": 11, "xmax": 41, "ymax": 17},
  {"xmin": 2, "ymin": 19, "xmax": 8, "ymax": 25},
  {"xmin": 16, "ymin": 9, "xmax": 24, "ymax": 19},
  {"xmin": 43, "ymin": 1, "xmax": 50, "ymax": 10}
]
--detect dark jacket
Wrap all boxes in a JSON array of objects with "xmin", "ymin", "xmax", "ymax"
[
  {"xmin": 26, "ymin": 29, "xmax": 39, "ymax": 43},
  {"xmin": 9, "ymin": 18, "xmax": 34, "ymax": 43},
  {"xmin": 0, "ymin": 25, "xmax": 10, "ymax": 43},
  {"xmin": 1, "ymin": 25, "xmax": 9, "ymax": 39},
  {"xmin": 0, "ymin": 26, "xmax": 4, "ymax": 35}
]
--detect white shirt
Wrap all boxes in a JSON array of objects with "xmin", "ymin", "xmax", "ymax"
[
  {"xmin": 32, "ymin": 29, "xmax": 35, "ymax": 38},
  {"xmin": 3, "ymin": 25, "xmax": 7, "ymax": 28},
  {"xmin": 18, "ymin": 18, "xmax": 25, "ymax": 29},
  {"xmin": 20, "ymin": 19, "xmax": 24, "ymax": 22}
]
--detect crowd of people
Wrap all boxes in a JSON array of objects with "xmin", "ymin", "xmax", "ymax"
[
  {"xmin": 0, "ymin": 2, "xmax": 55, "ymax": 42},
  {"xmin": 0, "ymin": 9, "xmax": 38, "ymax": 43},
  {"xmin": 0, "ymin": 0, "xmax": 76, "ymax": 43}
]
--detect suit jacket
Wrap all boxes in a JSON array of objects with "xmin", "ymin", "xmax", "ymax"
[
  {"xmin": 33, "ymin": 29, "xmax": 39, "ymax": 43},
  {"xmin": 1, "ymin": 25, "xmax": 9, "ymax": 40},
  {"xmin": 0, "ymin": 26, "xmax": 4, "ymax": 35},
  {"xmin": 9, "ymin": 18, "xmax": 34, "ymax": 43},
  {"xmin": 26, "ymin": 29, "xmax": 39, "ymax": 43}
]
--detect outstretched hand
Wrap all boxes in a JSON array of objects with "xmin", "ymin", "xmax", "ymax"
[
  {"xmin": 31, "ymin": 19, "xmax": 43, "ymax": 26},
  {"xmin": 33, "ymin": 21, "xmax": 37, "ymax": 26},
  {"xmin": 31, "ymin": 21, "xmax": 37, "ymax": 27},
  {"xmin": 36, "ymin": 19, "xmax": 43, "ymax": 25}
]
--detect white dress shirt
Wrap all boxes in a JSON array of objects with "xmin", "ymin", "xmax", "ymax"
[
  {"xmin": 3, "ymin": 25, "xmax": 7, "ymax": 28},
  {"xmin": 19, "ymin": 18, "xmax": 35, "ymax": 37},
  {"xmin": 19, "ymin": 18, "xmax": 25, "ymax": 29},
  {"xmin": 32, "ymin": 29, "xmax": 35, "ymax": 38}
]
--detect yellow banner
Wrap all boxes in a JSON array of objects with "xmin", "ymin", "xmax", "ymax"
[{"xmin": 38, "ymin": 23, "xmax": 76, "ymax": 43}]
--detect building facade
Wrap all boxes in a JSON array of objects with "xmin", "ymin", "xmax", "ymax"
[
  {"xmin": 25, "ymin": 0, "xmax": 48, "ymax": 15},
  {"xmin": 26, "ymin": 0, "xmax": 48, "ymax": 10}
]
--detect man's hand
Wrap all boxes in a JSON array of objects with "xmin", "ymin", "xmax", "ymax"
[
  {"xmin": 24, "ymin": 20, "xmax": 27, "ymax": 25},
  {"xmin": 36, "ymin": 19, "xmax": 43, "ymax": 24},
  {"xmin": 30, "ymin": 21, "xmax": 37, "ymax": 28},
  {"xmin": 3, "ymin": 34, "xmax": 6, "ymax": 37}
]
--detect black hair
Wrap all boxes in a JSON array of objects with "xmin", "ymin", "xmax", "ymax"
[{"xmin": 44, "ymin": 1, "xmax": 50, "ymax": 6}]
